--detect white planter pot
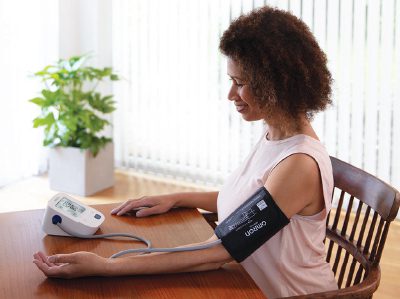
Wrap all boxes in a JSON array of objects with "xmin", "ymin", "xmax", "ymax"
[{"xmin": 49, "ymin": 143, "xmax": 114, "ymax": 196}]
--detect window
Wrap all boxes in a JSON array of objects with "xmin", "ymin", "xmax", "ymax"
[
  {"xmin": 111, "ymin": 0, "xmax": 399, "ymax": 189},
  {"xmin": 0, "ymin": 0, "xmax": 58, "ymax": 186}
]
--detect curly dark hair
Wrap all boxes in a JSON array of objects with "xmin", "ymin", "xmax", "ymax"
[{"xmin": 219, "ymin": 6, "xmax": 332, "ymax": 122}]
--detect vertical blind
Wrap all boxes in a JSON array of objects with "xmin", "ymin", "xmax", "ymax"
[{"xmin": 112, "ymin": 0, "xmax": 400, "ymax": 190}]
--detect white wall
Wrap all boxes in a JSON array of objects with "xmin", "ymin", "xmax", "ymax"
[{"xmin": 58, "ymin": 0, "xmax": 114, "ymax": 138}]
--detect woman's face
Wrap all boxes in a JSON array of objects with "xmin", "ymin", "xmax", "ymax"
[{"xmin": 227, "ymin": 58, "xmax": 265, "ymax": 121}]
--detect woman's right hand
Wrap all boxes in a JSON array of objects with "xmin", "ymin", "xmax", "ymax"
[{"xmin": 110, "ymin": 195, "xmax": 176, "ymax": 217}]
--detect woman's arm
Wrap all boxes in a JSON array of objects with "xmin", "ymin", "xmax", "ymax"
[
  {"xmin": 107, "ymin": 236, "xmax": 231, "ymax": 276},
  {"xmin": 175, "ymin": 191, "xmax": 219, "ymax": 211},
  {"xmin": 33, "ymin": 235, "xmax": 233, "ymax": 279},
  {"xmin": 265, "ymin": 153, "xmax": 325, "ymax": 218},
  {"xmin": 111, "ymin": 191, "xmax": 219, "ymax": 217}
]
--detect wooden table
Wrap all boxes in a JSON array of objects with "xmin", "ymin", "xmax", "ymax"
[{"xmin": 0, "ymin": 204, "xmax": 265, "ymax": 298}]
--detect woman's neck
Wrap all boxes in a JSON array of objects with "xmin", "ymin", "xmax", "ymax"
[{"xmin": 266, "ymin": 117, "xmax": 318, "ymax": 141}]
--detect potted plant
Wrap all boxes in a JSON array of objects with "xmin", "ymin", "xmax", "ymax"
[{"xmin": 29, "ymin": 54, "xmax": 119, "ymax": 196}]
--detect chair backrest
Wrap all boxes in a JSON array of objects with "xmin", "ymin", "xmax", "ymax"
[{"xmin": 325, "ymin": 156, "xmax": 400, "ymax": 296}]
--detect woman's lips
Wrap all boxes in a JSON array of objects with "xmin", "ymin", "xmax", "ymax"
[{"xmin": 235, "ymin": 103, "xmax": 248, "ymax": 112}]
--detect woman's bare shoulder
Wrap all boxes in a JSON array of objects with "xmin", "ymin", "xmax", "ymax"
[{"xmin": 264, "ymin": 153, "xmax": 323, "ymax": 218}]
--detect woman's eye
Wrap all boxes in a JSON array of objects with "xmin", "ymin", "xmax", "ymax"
[
  {"xmin": 229, "ymin": 78, "xmax": 244, "ymax": 88},
  {"xmin": 234, "ymin": 82, "xmax": 244, "ymax": 88}
]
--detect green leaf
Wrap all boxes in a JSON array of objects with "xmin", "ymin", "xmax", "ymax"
[
  {"xmin": 61, "ymin": 114, "xmax": 78, "ymax": 132},
  {"xmin": 110, "ymin": 74, "xmax": 119, "ymax": 81},
  {"xmin": 70, "ymin": 55, "xmax": 87, "ymax": 71},
  {"xmin": 34, "ymin": 65, "xmax": 55, "ymax": 77},
  {"xmin": 102, "ymin": 67, "xmax": 112, "ymax": 77},
  {"xmin": 29, "ymin": 97, "xmax": 46, "ymax": 107},
  {"xmin": 41, "ymin": 89, "xmax": 55, "ymax": 100},
  {"xmin": 33, "ymin": 112, "xmax": 55, "ymax": 128}
]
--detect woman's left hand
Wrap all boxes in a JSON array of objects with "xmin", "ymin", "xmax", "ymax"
[{"xmin": 33, "ymin": 251, "xmax": 109, "ymax": 279}]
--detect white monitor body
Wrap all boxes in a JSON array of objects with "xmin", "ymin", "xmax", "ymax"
[{"xmin": 42, "ymin": 193, "xmax": 105, "ymax": 236}]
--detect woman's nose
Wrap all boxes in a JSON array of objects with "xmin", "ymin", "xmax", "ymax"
[{"xmin": 228, "ymin": 85, "xmax": 239, "ymax": 101}]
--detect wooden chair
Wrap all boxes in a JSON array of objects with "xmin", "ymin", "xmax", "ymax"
[{"xmin": 202, "ymin": 156, "xmax": 400, "ymax": 298}]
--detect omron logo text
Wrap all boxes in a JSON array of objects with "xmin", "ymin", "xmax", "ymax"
[{"xmin": 244, "ymin": 221, "xmax": 267, "ymax": 237}]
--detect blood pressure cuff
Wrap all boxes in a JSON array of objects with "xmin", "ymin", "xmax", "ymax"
[{"xmin": 215, "ymin": 187, "xmax": 290, "ymax": 262}]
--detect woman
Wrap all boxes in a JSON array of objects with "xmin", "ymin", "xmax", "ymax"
[{"xmin": 34, "ymin": 6, "xmax": 338, "ymax": 298}]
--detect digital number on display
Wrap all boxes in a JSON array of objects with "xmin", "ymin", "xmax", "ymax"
[{"xmin": 55, "ymin": 198, "xmax": 86, "ymax": 217}]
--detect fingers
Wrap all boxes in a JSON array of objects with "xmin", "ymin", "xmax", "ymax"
[
  {"xmin": 34, "ymin": 251, "xmax": 57, "ymax": 267},
  {"xmin": 110, "ymin": 196, "xmax": 174, "ymax": 217},
  {"xmin": 116, "ymin": 200, "xmax": 168, "ymax": 217},
  {"xmin": 111, "ymin": 197, "xmax": 158, "ymax": 216},
  {"xmin": 110, "ymin": 200, "xmax": 132, "ymax": 215},
  {"xmin": 33, "ymin": 251, "xmax": 100, "ymax": 279},
  {"xmin": 33, "ymin": 259, "xmax": 61, "ymax": 277},
  {"xmin": 33, "ymin": 251, "xmax": 74, "ymax": 266},
  {"xmin": 33, "ymin": 251, "xmax": 46, "ymax": 263},
  {"xmin": 110, "ymin": 198, "xmax": 145, "ymax": 215},
  {"xmin": 33, "ymin": 252, "xmax": 69, "ymax": 278},
  {"xmin": 47, "ymin": 253, "xmax": 77, "ymax": 264},
  {"xmin": 135, "ymin": 206, "xmax": 162, "ymax": 217}
]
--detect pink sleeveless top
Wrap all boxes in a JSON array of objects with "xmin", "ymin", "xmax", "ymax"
[{"xmin": 217, "ymin": 131, "xmax": 338, "ymax": 298}]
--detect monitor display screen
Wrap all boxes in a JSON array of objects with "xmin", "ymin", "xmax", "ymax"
[{"xmin": 55, "ymin": 197, "xmax": 86, "ymax": 218}]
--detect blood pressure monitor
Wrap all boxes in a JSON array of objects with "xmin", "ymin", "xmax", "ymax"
[
  {"xmin": 40, "ymin": 188, "xmax": 285, "ymax": 261},
  {"xmin": 42, "ymin": 193, "xmax": 105, "ymax": 236},
  {"xmin": 41, "ymin": 192, "xmax": 220, "ymax": 258},
  {"xmin": 43, "ymin": 187, "xmax": 290, "ymax": 262}
]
